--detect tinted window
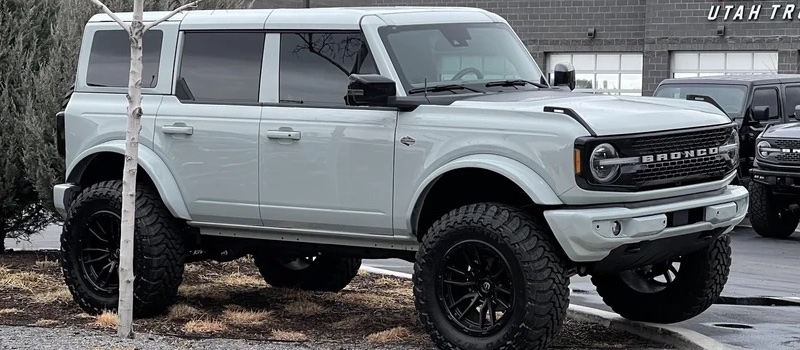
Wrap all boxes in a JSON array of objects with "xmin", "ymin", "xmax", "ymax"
[
  {"xmin": 785, "ymin": 86, "xmax": 800, "ymax": 116},
  {"xmin": 178, "ymin": 32, "xmax": 265, "ymax": 103},
  {"xmin": 653, "ymin": 84, "xmax": 747, "ymax": 118},
  {"xmin": 87, "ymin": 30, "xmax": 163, "ymax": 88},
  {"xmin": 751, "ymin": 87, "xmax": 780, "ymax": 120},
  {"xmin": 279, "ymin": 32, "xmax": 378, "ymax": 105}
]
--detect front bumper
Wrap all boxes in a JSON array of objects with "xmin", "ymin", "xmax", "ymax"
[
  {"xmin": 53, "ymin": 183, "xmax": 81, "ymax": 219},
  {"xmin": 751, "ymin": 167, "xmax": 800, "ymax": 192},
  {"xmin": 543, "ymin": 185, "xmax": 748, "ymax": 264}
]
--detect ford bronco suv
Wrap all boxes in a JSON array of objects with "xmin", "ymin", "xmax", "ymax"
[
  {"xmin": 748, "ymin": 112, "xmax": 800, "ymax": 238},
  {"xmin": 654, "ymin": 74, "xmax": 800, "ymax": 187},
  {"xmin": 54, "ymin": 7, "xmax": 748, "ymax": 350}
]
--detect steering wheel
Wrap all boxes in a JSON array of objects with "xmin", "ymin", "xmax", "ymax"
[{"xmin": 451, "ymin": 67, "xmax": 484, "ymax": 81}]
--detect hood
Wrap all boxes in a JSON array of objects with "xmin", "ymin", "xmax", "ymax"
[
  {"xmin": 452, "ymin": 90, "xmax": 733, "ymax": 136},
  {"xmin": 760, "ymin": 121, "xmax": 800, "ymax": 140}
]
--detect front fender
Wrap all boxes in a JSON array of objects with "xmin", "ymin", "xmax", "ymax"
[
  {"xmin": 67, "ymin": 140, "xmax": 191, "ymax": 220},
  {"xmin": 406, "ymin": 154, "xmax": 564, "ymax": 230}
]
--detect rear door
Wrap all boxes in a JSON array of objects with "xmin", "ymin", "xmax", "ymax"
[{"xmin": 153, "ymin": 31, "xmax": 266, "ymax": 226}]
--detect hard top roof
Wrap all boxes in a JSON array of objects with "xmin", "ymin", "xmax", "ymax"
[
  {"xmin": 658, "ymin": 74, "xmax": 800, "ymax": 87},
  {"xmin": 86, "ymin": 6, "xmax": 503, "ymax": 30}
]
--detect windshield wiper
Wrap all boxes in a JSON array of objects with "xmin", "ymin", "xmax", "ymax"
[
  {"xmin": 485, "ymin": 79, "xmax": 549, "ymax": 89},
  {"xmin": 408, "ymin": 84, "xmax": 485, "ymax": 95}
]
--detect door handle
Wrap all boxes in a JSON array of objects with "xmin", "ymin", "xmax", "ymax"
[
  {"xmin": 162, "ymin": 124, "xmax": 193, "ymax": 135},
  {"xmin": 266, "ymin": 130, "xmax": 301, "ymax": 140}
]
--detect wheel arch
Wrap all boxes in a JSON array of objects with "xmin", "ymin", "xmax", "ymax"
[
  {"xmin": 66, "ymin": 141, "xmax": 191, "ymax": 220},
  {"xmin": 409, "ymin": 154, "xmax": 564, "ymax": 241}
]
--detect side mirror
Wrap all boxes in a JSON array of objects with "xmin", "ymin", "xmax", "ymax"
[
  {"xmin": 552, "ymin": 62, "xmax": 576, "ymax": 91},
  {"xmin": 752, "ymin": 105, "xmax": 770, "ymax": 121},
  {"xmin": 346, "ymin": 74, "xmax": 396, "ymax": 107}
]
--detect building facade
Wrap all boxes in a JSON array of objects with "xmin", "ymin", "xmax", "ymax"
[{"xmin": 253, "ymin": 0, "xmax": 800, "ymax": 96}]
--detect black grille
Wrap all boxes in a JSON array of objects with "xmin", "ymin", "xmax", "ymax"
[
  {"xmin": 626, "ymin": 126, "xmax": 733, "ymax": 188},
  {"xmin": 774, "ymin": 139, "xmax": 800, "ymax": 149},
  {"xmin": 770, "ymin": 140, "xmax": 800, "ymax": 164}
]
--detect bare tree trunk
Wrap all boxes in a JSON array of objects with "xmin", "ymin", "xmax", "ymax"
[{"xmin": 116, "ymin": 0, "xmax": 145, "ymax": 339}]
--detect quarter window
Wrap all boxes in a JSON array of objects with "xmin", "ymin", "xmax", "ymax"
[
  {"xmin": 278, "ymin": 32, "xmax": 378, "ymax": 105},
  {"xmin": 751, "ymin": 87, "xmax": 780, "ymax": 120},
  {"xmin": 87, "ymin": 29, "xmax": 163, "ymax": 88},
  {"xmin": 177, "ymin": 32, "xmax": 265, "ymax": 103}
]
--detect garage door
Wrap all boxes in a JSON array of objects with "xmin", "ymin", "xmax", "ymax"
[
  {"xmin": 546, "ymin": 53, "xmax": 643, "ymax": 96},
  {"xmin": 670, "ymin": 51, "xmax": 779, "ymax": 78}
]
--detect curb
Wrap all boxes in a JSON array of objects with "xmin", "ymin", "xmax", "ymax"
[{"xmin": 360, "ymin": 266, "xmax": 730, "ymax": 350}]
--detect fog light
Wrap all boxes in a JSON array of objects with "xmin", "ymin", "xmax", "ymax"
[{"xmin": 611, "ymin": 221, "xmax": 621, "ymax": 236}]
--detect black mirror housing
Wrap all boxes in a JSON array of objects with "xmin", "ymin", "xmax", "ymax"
[
  {"xmin": 553, "ymin": 62, "xmax": 576, "ymax": 91},
  {"xmin": 346, "ymin": 74, "xmax": 397, "ymax": 107},
  {"xmin": 752, "ymin": 105, "xmax": 770, "ymax": 121}
]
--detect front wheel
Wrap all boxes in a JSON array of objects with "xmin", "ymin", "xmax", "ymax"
[
  {"xmin": 413, "ymin": 203, "xmax": 570, "ymax": 350},
  {"xmin": 60, "ymin": 180, "xmax": 187, "ymax": 317},
  {"xmin": 591, "ymin": 233, "xmax": 731, "ymax": 324},
  {"xmin": 748, "ymin": 181, "xmax": 798, "ymax": 239}
]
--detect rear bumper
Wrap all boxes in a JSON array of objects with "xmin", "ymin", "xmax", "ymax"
[
  {"xmin": 543, "ymin": 185, "xmax": 748, "ymax": 266},
  {"xmin": 53, "ymin": 183, "xmax": 80, "ymax": 219}
]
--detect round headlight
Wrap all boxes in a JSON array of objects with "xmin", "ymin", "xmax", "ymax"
[
  {"xmin": 590, "ymin": 143, "xmax": 620, "ymax": 184},
  {"xmin": 757, "ymin": 140, "xmax": 771, "ymax": 157}
]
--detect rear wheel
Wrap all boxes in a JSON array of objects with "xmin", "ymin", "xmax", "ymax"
[
  {"xmin": 591, "ymin": 233, "xmax": 731, "ymax": 323},
  {"xmin": 748, "ymin": 181, "xmax": 798, "ymax": 239},
  {"xmin": 413, "ymin": 203, "xmax": 570, "ymax": 350},
  {"xmin": 60, "ymin": 180, "xmax": 186, "ymax": 317},
  {"xmin": 252, "ymin": 253, "xmax": 361, "ymax": 292}
]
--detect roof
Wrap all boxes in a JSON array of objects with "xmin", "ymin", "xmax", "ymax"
[
  {"xmin": 658, "ymin": 74, "xmax": 800, "ymax": 86},
  {"xmin": 87, "ymin": 6, "xmax": 504, "ymax": 30}
]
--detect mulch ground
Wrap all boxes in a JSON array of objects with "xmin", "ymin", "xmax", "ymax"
[{"xmin": 0, "ymin": 250, "xmax": 673, "ymax": 349}]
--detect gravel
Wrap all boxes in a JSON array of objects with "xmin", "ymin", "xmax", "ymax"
[{"xmin": 0, "ymin": 325, "xmax": 423, "ymax": 350}]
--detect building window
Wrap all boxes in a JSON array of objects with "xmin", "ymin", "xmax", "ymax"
[
  {"xmin": 670, "ymin": 51, "xmax": 779, "ymax": 78},
  {"xmin": 87, "ymin": 29, "xmax": 163, "ymax": 88},
  {"xmin": 177, "ymin": 32, "xmax": 265, "ymax": 103},
  {"xmin": 278, "ymin": 32, "xmax": 378, "ymax": 106},
  {"xmin": 546, "ymin": 53, "xmax": 643, "ymax": 96}
]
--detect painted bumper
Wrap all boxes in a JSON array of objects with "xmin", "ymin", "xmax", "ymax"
[
  {"xmin": 543, "ymin": 185, "xmax": 749, "ymax": 263},
  {"xmin": 53, "ymin": 183, "xmax": 81, "ymax": 219}
]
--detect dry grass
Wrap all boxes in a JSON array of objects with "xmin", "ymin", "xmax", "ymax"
[
  {"xmin": 167, "ymin": 303, "xmax": 202, "ymax": 320},
  {"xmin": 178, "ymin": 284, "xmax": 231, "ymax": 300},
  {"xmin": 34, "ymin": 319, "xmax": 59, "ymax": 327},
  {"xmin": 366, "ymin": 326, "xmax": 413, "ymax": 344},
  {"xmin": 94, "ymin": 311, "xmax": 118, "ymax": 329},
  {"xmin": 222, "ymin": 307, "xmax": 271, "ymax": 325},
  {"xmin": 331, "ymin": 315, "xmax": 368, "ymax": 330},
  {"xmin": 375, "ymin": 277, "xmax": 406, "ymax": 289},
  {"xmin": 330, "ymin": 292, "xmax": 398, "ymax": 309},
  {"xmin": 34, "ymin": 259, "xmax": 58, "ymax": 269},
  {"xmin": 215, "ymin": 272, "xmax": 265, "ymax": 287},
  {"xmin": 283, "ymin": 300, "xmax": 325, "ymax": 316},
  {"xmin": 271, "ymin": 329, "xmax": 308, "ymax": 342},
  {"xmin": 182, "ymin": 319, "xmax": 227, "ymax": 334},
  {"xmin": 0, "ymin": 308, "xmax": 22, "ymax": 315},
  {"xmin": 31, "ymin": 287, "xmax": 72, "ymax": 304},
  {"xmin": 0, "ymin": 269, "xmax": 49, "ymax": 293}
]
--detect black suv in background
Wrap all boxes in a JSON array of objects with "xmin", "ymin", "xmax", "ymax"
[
  {"xmin": 748, "ymin": 121, "xmax": 800, "ymax": 238},
  {"xmin": 653, "ymin": 74, "xmax": 800, "ymax": 186}
]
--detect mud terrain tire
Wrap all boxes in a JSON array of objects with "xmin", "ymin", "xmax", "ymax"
[
  {"xmin": 252, "ymin": 253, "xmax": 361, "ymax": 292},
  {"xmin": 413, "ymin": 203, "xmax": 570, "ymax": 350},
  {"xmin": 748, "ymin": 181, "xmax": 798, "ymax": 239},
  {"xmin": 591, "ymin": 233, "xmax": 731, "ymax": 324},
  {"xmin": 60, "ymin": 180, "xmax": 186, "ymax": 317}
]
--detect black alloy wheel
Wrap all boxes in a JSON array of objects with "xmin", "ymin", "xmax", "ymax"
[
  {"xmin": 77, "ymin": 210, "xmax": 122, "ymax": 297},
  {"xmin": 437, "ymin": 240, "xmax": 514, "ymax": 337}
]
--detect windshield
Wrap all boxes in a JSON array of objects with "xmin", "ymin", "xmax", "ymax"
[
  {"xmin": 653, "ymin": 84, "xmax": 748, "ymax": 118},
  {"xmin": 378, "ymin": 22, "xmax": 547, "ymax": 94}
]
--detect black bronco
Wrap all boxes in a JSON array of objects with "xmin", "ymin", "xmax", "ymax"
[{"xmin": 654, "ymin": 74, "xmax": 800, "ymax": 187}]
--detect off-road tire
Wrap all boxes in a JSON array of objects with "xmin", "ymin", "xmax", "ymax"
[
  {"xmin": 413, "ymin": 203, "xmax": 570, "ymax": 350},
  {"xmin": 591, "ymin": 233, "xmax": 732, "ymax": 324},
  {"xmin": 748, "ymin": 181, "xmax": 798, "ymax": 239},
  {"xmin": 60, "ymin": 180, "xmax": 187, "ymax": 317},
  {"xmin": 252, "ymin": 253, "xmax": 361, "ymax": 292}
]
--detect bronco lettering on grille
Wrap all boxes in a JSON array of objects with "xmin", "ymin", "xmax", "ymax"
[
  {"xmin": 781, "ymin": 148, "xmax": 800, "ymax": 153},
  {"xmin": 640, "ymin": 147, "xmax": 719, "ymax": 163}
]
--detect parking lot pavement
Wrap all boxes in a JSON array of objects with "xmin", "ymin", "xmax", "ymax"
[{"xmin": 363, "ymin": 225, "xmax": 800, "ymax": 350}]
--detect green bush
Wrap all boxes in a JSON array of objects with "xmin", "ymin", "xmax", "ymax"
[{"xmin": 1, "ymin": 0, "xmax": 250, "ymax": 252}]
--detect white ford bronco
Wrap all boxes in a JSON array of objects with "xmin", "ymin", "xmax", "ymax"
[{"xmin": 53, "ymin": 6, "xmax": 748, "ymax": 349}]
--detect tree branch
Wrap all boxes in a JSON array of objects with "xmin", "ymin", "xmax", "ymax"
[
  {"xmin": 88, "ymin": 0, "xmax": 131, "ymax": 33},
  {"xmin": 143, "ymin": 0, "xmax": 202, "ymax": 31}
]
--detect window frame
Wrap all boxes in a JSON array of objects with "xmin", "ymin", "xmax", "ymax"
[
  {"xmin": 749, "ymin": 86, "xmax": 782, "ymax": 121},
  {"xmin": 86, "ymin": 29, "xmax": 165, "ymax": 89}
]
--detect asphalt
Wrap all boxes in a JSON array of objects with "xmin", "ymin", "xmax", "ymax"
[{"xmin": 7, "ymin": 222, "xmax": 800, "ymax": 350}]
